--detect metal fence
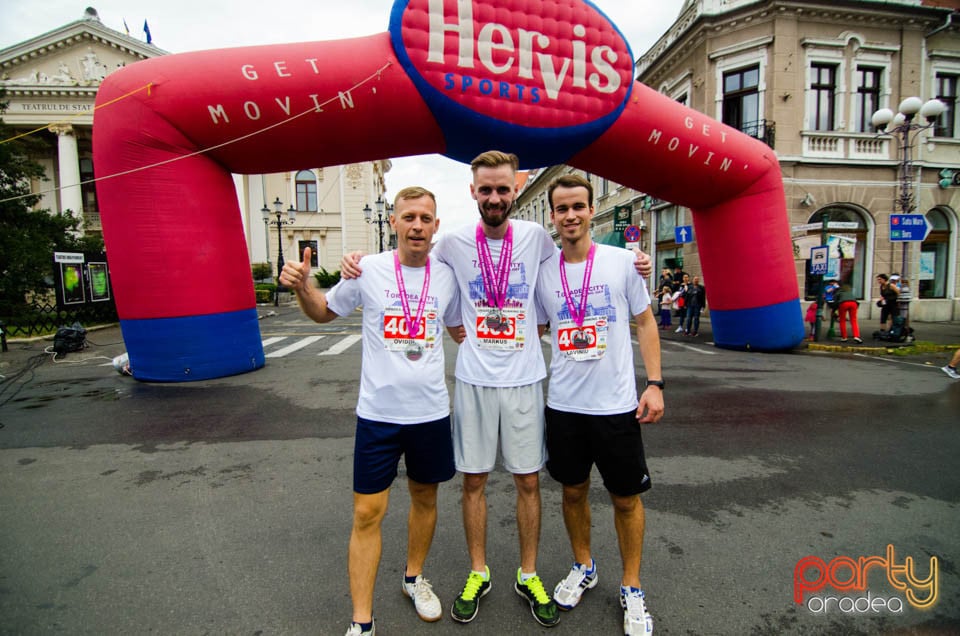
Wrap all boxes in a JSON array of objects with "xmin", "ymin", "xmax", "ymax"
[{"xmin": 1, "ymin": 301, "xmax": 118, "ymax": 339}]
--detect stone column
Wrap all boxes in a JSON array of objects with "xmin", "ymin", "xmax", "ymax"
[{"xmin": 49, "ymin": 124, "xmax": 84, "ymax": 232}]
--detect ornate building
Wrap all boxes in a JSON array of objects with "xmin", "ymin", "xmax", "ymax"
[
  {"xmin": 1, "ymin": 8, "xmax": 389, "ymax": 279},
  {"xmin": 517, "ymin": 0, "xmax": 960, "ymax": 321}
]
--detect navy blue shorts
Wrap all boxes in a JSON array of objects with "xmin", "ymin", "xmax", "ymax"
[
  {"xmin": 545, "ymin": 406, "xmax": 652, "ymax": 497},
  {"xmin": 353, "ymin": 416, "xmax": 455, "ymax": 494}
]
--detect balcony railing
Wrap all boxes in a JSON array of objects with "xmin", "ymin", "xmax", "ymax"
[
  {"xmin": 802, "ymin": 131, "xmax": 891, "ymax": 160},
  {"xmin": 740, "ymin": 119, "xmax": 775, "ymax": 149}
]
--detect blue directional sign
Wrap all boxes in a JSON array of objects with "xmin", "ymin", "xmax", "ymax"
[
  {"xmin": 675, "ymin": 225, "xmax": 693, "ymax": 244},
  {"xmin": 889, "ymin": 214, "xmax": 930, "ymax": 242}
]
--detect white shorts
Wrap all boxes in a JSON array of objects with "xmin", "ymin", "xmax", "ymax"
[{"xmin": 453, "ymin": 379, "xmax": 546, "ymax": 474}]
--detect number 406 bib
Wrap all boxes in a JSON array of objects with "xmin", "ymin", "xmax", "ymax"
[{"xmin": 557, "ymin": 315, "xmax": 606, "ymax": 361}]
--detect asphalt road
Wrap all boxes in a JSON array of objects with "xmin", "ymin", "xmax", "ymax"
[{"xmin": 1, "ymin": 306, "xmax": 958, "ymax": 635}]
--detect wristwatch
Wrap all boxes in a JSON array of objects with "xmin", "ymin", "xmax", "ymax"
[{"xmin": 646, "ymin": 379, "xmax": 665, "ymax": 390}]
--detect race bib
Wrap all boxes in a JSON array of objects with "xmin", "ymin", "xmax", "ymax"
[
  {"xmin": 383, "ymin": 308, "xmax": 438, "ymax": 353},
  {"xmin": 557, "ymin": 315, "xmax": 606, "ymax": 361},
  {"xmin": 474, "ymin": 306, "xmax": 526, "ymax": 351}
]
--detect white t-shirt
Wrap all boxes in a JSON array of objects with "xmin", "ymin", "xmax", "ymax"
[
  {"xmin": 326, "ymin": 251, "xmax": 460, "ymax": 424},
  {"xmin": 432, "ymin": 219, "xmax": 556, "ymax": 387},
  {"xmin": 536, "ymin": 243, "xmax": 652, "ymax": 415}
]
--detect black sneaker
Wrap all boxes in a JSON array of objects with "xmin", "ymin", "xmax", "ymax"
[
  {"xmin": 514, "ymin": 568, "xmax": 560, "ymax": 627},
  {"xmin": 451, "ymin": 567, "xmax": 491, "ymax": 623}
]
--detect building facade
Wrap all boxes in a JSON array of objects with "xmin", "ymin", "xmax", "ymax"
[
  {"xmin": 1, "ymin": 8, "xmax": 388, "ymax": 283},
  {"xmin": 517, "ymin": 0, "xmax": 960, "ymax": 322}
]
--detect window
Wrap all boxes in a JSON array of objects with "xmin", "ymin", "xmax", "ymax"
[
  {"xmin": 855, "ymin": 66, "xmax": 881, "ymax": 132},
  {"xmin": 919, "ymin": 208, "xmax": 952, "ymax": 299},
  {"xmin": 810, "ymin": 63, "xmax": 837, "ymax": 131},
  {"xmin": 722, "ymin": 66, "xmax": 760, "ymax": 135},
  {"xmin": 934, "ymin": 73, "xmax": 958, "ymax": 138},
  {"xmin": 295, "ymin": 170, "xmax": 318, "ymax": 212},
  {"xmin": 298, "ymin": 240, "xmax": 319, "ymax": 268},
  {"xmin": 79, "ymin": 157, "xmax": 98, "ymax": 214},
  {"xmin": 801, "ymin": 207, "xmax": 867, "ymax": 300}
]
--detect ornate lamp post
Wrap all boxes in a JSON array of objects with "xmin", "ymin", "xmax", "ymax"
[
  {"xmin": 870, "ymin": 97, "xmax": 945, "ymax": 281},
  {"xmin": 261, "ymin": 196, "xmax": 296, "ymax": 306},
  {"xmin": 363, "ymin": 196, "xmax": 386, "ymax": 252}
]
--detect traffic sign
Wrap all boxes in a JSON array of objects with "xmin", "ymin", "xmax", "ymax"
[
  {"xmin": 675, "ymin": 225, "xmax": 693, "ymax": 244},
  {"xmin": 624, "ymin": 225, "xmax": 641, "ymax": 243},
  {"xmin": 809, "ymin": 246, "xmax": 828, "ymax": 275},
  {"xmin": 889, "ymin": 214, "xmax": 930, "ymax": 242}
]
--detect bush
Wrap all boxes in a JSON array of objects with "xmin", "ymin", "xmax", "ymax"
[
  {"xmin": 313, "ymin": 268, "xmax": 341, "ymax": 288},
  {"xmin": 255, "ymin": 289, "xmax": 273, "ymax": 304},
  {"xmin": 251, "ymin": 262, "xmax": 273, "ymax": 282}
]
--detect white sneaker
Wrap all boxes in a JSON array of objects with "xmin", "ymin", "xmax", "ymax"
[
  {"xmin": 345, "ymin": 619, "xmax": 375, "ymax": 636},
  {"xmin": 553, "ymin": 561, "xmax": 598, "ymax": 610},
  {"xmin": 402, "ymin": 574, "xmax": 442, "ymax": 622},
  {"xmin": 674, "ymin": 326, "xmax": 684, "ymax": 333},
  {"xmin": 621, "ymin": 587, "xmax": 653, "ymax": 635},
  {"xmin": 942, "ymin": 365, "xmax": 960, "ymax": 380}
]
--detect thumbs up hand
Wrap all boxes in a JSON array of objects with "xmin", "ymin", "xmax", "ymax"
[{"xmin": 280, "ymin": 247, "xmax": 312, "ymax": 292}]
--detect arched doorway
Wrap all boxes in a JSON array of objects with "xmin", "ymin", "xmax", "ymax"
[
  {"xmin": 920, "ymin": 207, "xmax": 955, "ymax": 299},
  {"xmin": 801, "ymin": 206, "xmax": 869, "ymax": 299}
]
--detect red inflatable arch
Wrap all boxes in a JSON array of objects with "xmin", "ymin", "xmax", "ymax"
[{"xmin": 94, "ymin": 0, "xmax": 804, "ymax": 381}]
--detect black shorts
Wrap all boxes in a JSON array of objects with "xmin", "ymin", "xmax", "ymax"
[{"xmin": 545, "ymin": 406, "xmax": 651, "ymax": 497}]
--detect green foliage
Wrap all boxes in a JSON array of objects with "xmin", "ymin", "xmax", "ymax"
[
  {"xmin": 313, "ymin": 267, "xmax": 341, "ymax": 288},
  {"xmin": 255, "ymin": 289, "xmax": 273, "ymax": 304},
  {"xmin": 251, "ymin": 262, "xmax": 272, "ymax": 281},
  {"xmin": 0, "ymin": 97, "xmax": 104, "ymax": 318}
]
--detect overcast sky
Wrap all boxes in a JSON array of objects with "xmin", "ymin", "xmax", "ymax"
[{"xmin": 1, "ymin": 0, "xmax": 683, "ymax": 233}]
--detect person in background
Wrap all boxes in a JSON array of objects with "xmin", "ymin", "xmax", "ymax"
[
  {"xmin": 834, "ymin": 282, "xmax": 862, "ymax": 344},
  {"xmin": 942, "ymin": 348, "xmax": 960, "ymax": 379},
  {"xmin": 683, "ymin": 275, "xmax": 705, "ymax": 337},
  {"xmin": 876, "ymin": 274, "xmax": 899, "ymax": 331},
  {"xmin": 673, "ymin": 273, "xmax": 690, "ymax": 334},
  {"xmin": 657, "ymin": 285, "xmax": 673, "ymax": 330}
]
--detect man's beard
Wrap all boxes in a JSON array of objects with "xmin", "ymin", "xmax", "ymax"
[{"xmin": 479, "ymin": 201, "xmax": 513, "ymax": 227}]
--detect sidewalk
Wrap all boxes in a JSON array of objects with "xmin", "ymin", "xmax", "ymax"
[{"xmin": 657, "ymin": 313, "xmax": 960, "ymax": 354}]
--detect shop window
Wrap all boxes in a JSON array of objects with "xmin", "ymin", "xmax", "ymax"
[
  {"xmin": 919, "ymin": 208, "xmax": 952, "ymax": 299},
  {"xmin": 801, "ymin": 207, "xmax": 867, "ymax": 299}
]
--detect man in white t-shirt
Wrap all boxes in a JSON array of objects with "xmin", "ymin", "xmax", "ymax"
[
  {"xmin": 281, "ymin": 187, "xmax": 460, "ymax": 636},
  {"xmin": 341, "ymin": 152, "xmax": 654, "ymax": 628},
  {"xmin": 535, "ymin": 174, "xmax": 664, "ymax": 636}
]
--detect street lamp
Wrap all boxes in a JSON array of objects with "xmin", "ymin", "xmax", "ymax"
[
  {"xmin": 871, "ymin": 97, "xmax": 946, "ymax": 281},
  {"xmin": 261, "ymin": 196, "xmax": 296, "ymax": 306},
  {"xmin": 363, "ymin": 196, "xmax": 386, "ymax": 252}
]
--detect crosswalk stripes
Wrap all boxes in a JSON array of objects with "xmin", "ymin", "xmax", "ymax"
[
  {"xmin": 265, "ymin": 335, "xmax": 325, "ymax": 358},
  {"xmin": 319, "ymin": 334, "xmax": 361, "ymax": 356}
]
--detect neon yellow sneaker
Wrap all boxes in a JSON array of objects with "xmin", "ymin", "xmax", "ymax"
[
  {"xmin": 451, "ymin": 567, "xmax": 491, "ymax": 623},
  {"xmin": 514, "ymin": 568, "xmax": 560, "ymax": 627}
]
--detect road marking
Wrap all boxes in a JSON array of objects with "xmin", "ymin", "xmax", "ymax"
[
  {"xmin": 261, "ymin": 336, "xmax": 288, "ymax": 347},
  {"xmin": 852, "ymin": 353, "xmax": 938, "ymax": 369},
  {"xmin": 320, "ymin": 334, "xmax": 361, "ymax": 356},
  {"xmin": 265, "ymin": 335, "xmax": 325, "ymax": 358}
]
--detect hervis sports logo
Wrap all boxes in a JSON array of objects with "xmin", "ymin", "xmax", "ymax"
[{"xmin": 390, "ymin": 0, "xmax": 634, "ymax": 166}]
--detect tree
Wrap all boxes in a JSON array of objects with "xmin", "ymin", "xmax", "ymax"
[{"xmin": 0, "ymin": 95, "xmax": 102, "ymax": 318}]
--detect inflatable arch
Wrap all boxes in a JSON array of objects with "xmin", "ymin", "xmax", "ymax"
[{"xmin": 93, "ymin": 0, "xmax": 805, "ymax": 382}]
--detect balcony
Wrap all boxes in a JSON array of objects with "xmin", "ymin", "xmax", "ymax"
[
  {"xmin": 802, "ymin": 131, "xmax": 890, "ymax": 161},
  {"xmin": 740, "ymin": 119, "xmax": 776, "ymax": 149}
]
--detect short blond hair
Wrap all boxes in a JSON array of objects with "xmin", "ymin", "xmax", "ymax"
[
  {"xmin": 393, "ymin": 186, "xmax": 437, "ymax": 209},
  {"xmin": 470, "ymin": 150, "xmax": 519, "ymax": 174}
]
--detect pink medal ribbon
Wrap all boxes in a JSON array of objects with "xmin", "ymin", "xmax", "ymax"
[
  {"xmin": 560, "ymin": 244, "xmax": 596, "ymax": 349},
  {"xmin": 393, "ymin": 251, "xmax": 430, "ymax": 357},
  {"xmin": 476, "ymin": 222, "xmax": 513, "ymax": 326}
]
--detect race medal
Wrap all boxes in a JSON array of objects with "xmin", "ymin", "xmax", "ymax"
[
  {"xmin": 486, "ymin": 309, "xmax": 504, "ymax": 330},
  {"xmin": 571, "ymin": 330, "xmax": 590, "ymax": 349},
  {"xmin": 476, "ymin": 222, "xmax": 513, "ymax": 330},
  {"xmin": 393, "ymin": 251, "xmax": 430, "ymax": 360}
]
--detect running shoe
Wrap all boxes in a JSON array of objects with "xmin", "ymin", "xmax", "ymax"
[
  {"xmin": 621, "ymin": 587, "xmax": 653, "ymax": 636},
  {"xmin": 942, "ymin": 365, "xmax": 960, "ymax": 379},
  {"xmin": 451, "ymin": 567, "xmax": 491, "ymax": 623},
  {"xmin": 553, "ymin": 561, "xmax": 598, "ymax": 610},
  {"xmin": 344, "ymin": 619, "xmax": 375, "ymax": 636},
  {"xmin": 515, "ymin": 568, "xmax": 560, "ymax": 627},
  {"xmin": 402, "ymin": 574, "xmax": 442, "ymax": 622}
]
